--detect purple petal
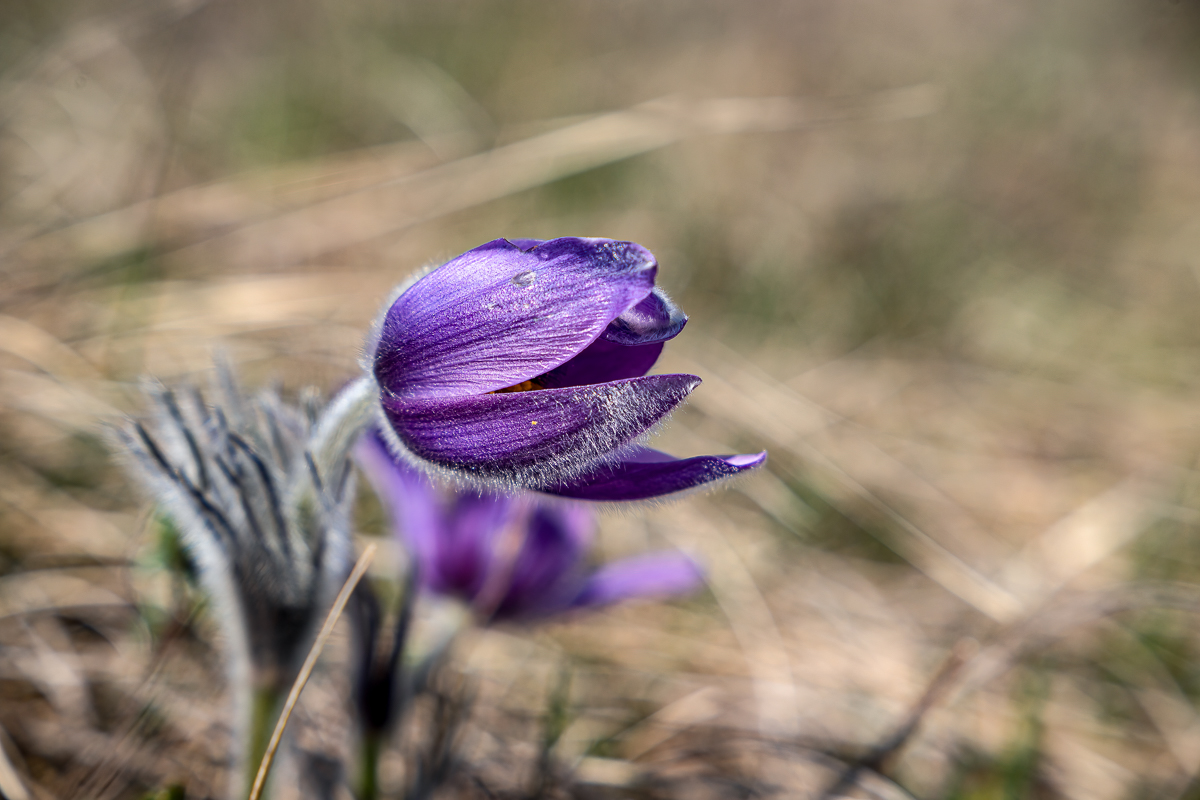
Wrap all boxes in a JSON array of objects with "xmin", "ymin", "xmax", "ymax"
[
  {"xmin": 571, "ymin": 552, "xmax": 705, "ymax": 609},
  {"xmin": 538, "ymin": 339, "xmax": 665, "ymax": 389},
  {"xmin": 539, "ymin": 447, "xmax": 768, "ymax": 502},
  {"xmin": 354, "ymin": 431, "xmax": 443, "ymax": 578},
  {"xmin": 602, "ymin": 288, "xmax": 688, "ymax": 346},
  {"xmin": 380, "ymin": 375, "xmax": 701, "ymax": 484},
  {"xmin": 374, "ymin": 237, "xmax": 658, "ymax": 400},
  {"xmin": 506, "ymin": 238, "xmax": 545, "ymax": 251},
  {"xmin": 434, "ymin": 492, "xmax": 516, "ymax": 597},
  {"xmin": 537, "ymin": 288, "xmax": 686, "ymax": 388},
  {"xmin": 493, "ymin": 504, "xmax": 595, "ymax": 619}
]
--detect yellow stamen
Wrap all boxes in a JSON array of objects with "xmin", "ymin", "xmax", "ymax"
[{"xmin": 491, "ymin": 378, "xmax": 543, "ymax": 394}]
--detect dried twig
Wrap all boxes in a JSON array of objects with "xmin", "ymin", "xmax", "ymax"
[
  {"xmin": 818, "ymin": 639, "xmax": 976, "ymax": 800},
  {"xmin": 0, "ymin": 724, "xmax": 29, "ymax": 800}
]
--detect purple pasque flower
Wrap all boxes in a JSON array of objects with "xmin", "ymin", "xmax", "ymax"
[
  {"xmin": 369, "ymin": 237, "xmax": 766, "ymax": 497},
  {"xmin": 356, "ymin": 430, "xmax": 705, "ymax": 622}
]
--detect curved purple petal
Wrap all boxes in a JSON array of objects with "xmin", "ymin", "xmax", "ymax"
[
  {"xmin": 539, "ymin": 447, "xmax": 767, "ymax": 502},
  {"xmin": 537, "ymin": 289, "xmax": 686, "ymax": 388},
  {"xmin": 354, "ymin": 431, "xmax": 443, "ymax": 578},
  {"xmin": 506, "ymin": 238, "xmax": 545, "ymax": 251},
  {"xmin": 538, "ymin": 339, "xmax": 665, "ymax": 389},
  {"xmin": 602, "ymin": 288, "xmax": 688, "ymax": 346},
  {"xmin": 493, "ymin": 504, "xmax": 594, "ymax": 619},
  {"xmin": 380, "ymin": 375, "xmax": 701, "ymax": 484},
  {"xmin": 374, "ymin": 238, "xmax": 657, "ymax": 400},
  {"xmin": 433, "ymin": 492, "xmax": 516, "ymax": 597},
  {"xmin": 571, "ymin": 552, "xmax": 705, "ymax": 609}
]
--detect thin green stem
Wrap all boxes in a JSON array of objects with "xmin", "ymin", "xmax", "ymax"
[
  {"xmin": 246, "ymin": 686, "xmax": 283, "ymax": 799},
  {"xmin": 358, "ymin": 731, "xmax": 382, "ymax": 800}
]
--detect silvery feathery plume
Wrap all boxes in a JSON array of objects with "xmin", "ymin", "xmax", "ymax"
[{"xmin": 114, "ymin": 365, "xmax": 375, "ymax": 795}]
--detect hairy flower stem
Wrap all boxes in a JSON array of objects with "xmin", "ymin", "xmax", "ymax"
[
  {"xmin": 246, "ymin": 686, "xmax": 284, "ymax": 799},
  {"xmin": 358, "ymin": 732, "xmax": 382, "ymax": 800},
  {"xmin": 308, "ymin": 377, "xmax": 377, "ymax": 483}
]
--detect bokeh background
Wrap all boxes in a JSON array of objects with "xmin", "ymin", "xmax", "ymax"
[{"xmin": 5, "ymin": 0, "xmax": 1200, "ymax": 797}]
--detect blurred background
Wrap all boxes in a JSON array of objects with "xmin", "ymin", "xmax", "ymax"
[{"xmin": 4, "ymin": 0, "xmax": 1200, "ymax": 797}]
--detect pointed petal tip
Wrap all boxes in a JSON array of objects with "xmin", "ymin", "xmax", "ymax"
[
  {"xmin": 539, "ymin": 446, "xmax": 764, "ymax": 502},
  {"xmin": 725, "ymin": 451, "xmax": 767, "ymax": 468},
  {"xmin": 651, "ymin": 372, "xmax": 701, "ymax": 395},
  {"xmin": 571, "ymin": 551, "xmax": 706, "ymax": 609},
  {"xmin": 477, "ymin": 237, "xmax": 655, "ymax": 272},
  {"xmin": 602, "ymin": 287, "xmax": 688, "ymax": 346},
  {"xmin": 504, "ymin": 238, "xmax": 544, "ymax": 251},
  {"xmin": 529, "ymin": 238, "xmax": 657, "ymax": 277}
]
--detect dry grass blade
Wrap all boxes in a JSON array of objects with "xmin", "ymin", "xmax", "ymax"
[
  {"xmin": 178, "ymin": 87, "xmax": 944, "ymax": 270},
  {"xmin": 0, "ymin": 314, "xmax": 103, "ymax": 382},
  {"xmin": 818, "ymin": 639, "xmax": 976, "ymax": 800},
  {"xmin": 247, "ymin": 542, "xmax": 377, "ymax": 800},
  {"xmin": 660, "ymin": 506, "xmax": 798, "ymax": 737},
  {"xmin": 955, "ymin": 582, "xmax": 1200, "ymax": 701},
  {"xmin": 997, "ymin": 477, "xmax": 1156, "ymax": 604},
  {"xmin": 673, "ymin": 342, "xmax": 1024, "ymax": 622},
  {"xmin": 6, "ymin": 86, "xmax": 942, "ymax": 275},
  {"xmin": 791, "ymin": 441, "xmax": 1024, "ymax": 622},
  {"xmin": 0, "ymin": 725, "xmax": 30, "ymax": 800}
]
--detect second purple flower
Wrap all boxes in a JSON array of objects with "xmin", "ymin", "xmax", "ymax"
[{"xmin": 356, "ymin": 430, "xmax": 705, "ymax": 622}]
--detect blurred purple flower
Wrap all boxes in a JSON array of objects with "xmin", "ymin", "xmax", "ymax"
[
  {"xmin": 356, "ymin": 431, "xmax": 705, "ymax": 622},
  {"xmin": 369, "ymin": 237, "xmax": 766, "ymax": 495}
]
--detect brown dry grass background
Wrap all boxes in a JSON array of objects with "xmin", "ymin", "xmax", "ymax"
[{"xmin": 4, "ymin": 0, "xmax": 1200, "ymax": 797}]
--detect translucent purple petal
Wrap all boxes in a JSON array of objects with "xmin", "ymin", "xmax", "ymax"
[
  {"xmin": 433, "ymin": 492, "xmax": 516, "ymax": 597},
  {"xmin": 537, "ymin": 339, "xmax": 665, "ymax": 389},
  {"xmin": 506, "ymin": 238, "xmax": 545, "ymax": 251},
  {"xmin": 493, "ymin": 504, "xmax": 594, "ymax": 619},
  {"xmin": 537, "ymin": 288, "xmax": 686, "ymax": 388},
  {"xmin": 601, "ymin": 288, "xmax": 688, "ymax": 346},
  {"xmin": 354, "ymin": 431, "xmax": 443, "ymax": 577},
  {"xmin": 380, "ymin": 375, "xmax": 701, "ymax": 483},
  {"xmin": 374, "ymin": 238, "xmax": 657, "ymax": 400},
  {"xmin": 571, "ymin": 552, "xmax": 705, "ymax": 609},
  {"xmin": 539, "ymin": 447, "xmax": 768, "ymax": 502}
]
